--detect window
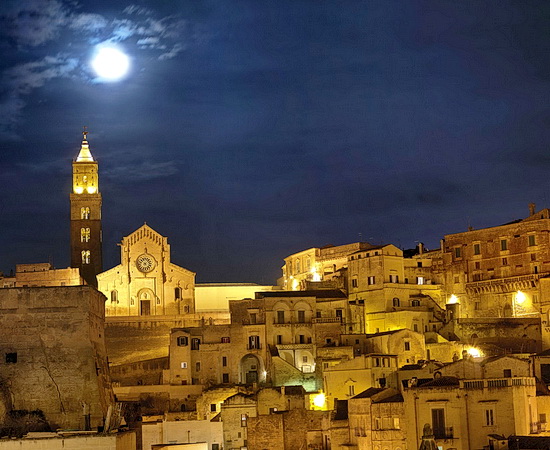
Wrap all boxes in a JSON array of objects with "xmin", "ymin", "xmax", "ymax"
[
  {"xmin": 276, "ymin": 335, "xmax": 282, "ymax": 345},
  {"xmin": 502, "ymin": 257, "xmax": 508, "ymax": 265},
  {"xmin": 351, "ymin": 278, "xmax": 358, "ymax": 288},
  {"xmin": 367, "ymin": 276, "xmax": 375, "ymax": 285},
  {"xmin": 241, "ymin": 414, "xmax": 248, "ymax": 427},
  {"xmin": 404, "ymin": 341, "xmax": 410, "ymax": 351},
  {"xmin": 529, "ymin": 235, "xmax": 536, "ymax": 246},
  {"xmin": 411, "ymin": 299, "xmax": 420, "ymax": 307},
  {"xmin": 210, "ymin": 403, "xmax": 217, "ymax": 412},
  {"xmin": 454, "ymin": 276, "xmax": 459, "ymax": 283},
  {"xmin": 417, "ymin": 261, "xmax": 423, "ymax": 268},
  {"xmin": 303, "ymin": 356, "xmax": 308, "ymax": 363},
  {"xmin": 81, "ymin": 227, "xmax": 90, "ymax": 243},
  {"xmin": 348, "ymin": 385, "xmax": 355, "ymax": 396},
  {"xmin": 191, "ymin": 338, "xmax": 201, "ymax": 350},
  {"xmin": 389, "ymin": 274, "xmax": 399, "ymax": 283},
  {"xmin": 222, "ymin": 356, "xmax": 227, "ymax": 367},
  {"xmin": 196, "ymin": 362, "xmax": 201, "ymax": 372},
  {"xmin": 81, "ymin": 207, "xmax": 90, "ymax": 219},
  {"xmin": 473, "ymin": 273, "xmax": 482, "ymax": 282},
  {"xmin": 277, "ymin": 310, "xmax": 285, "ymax": 324},
  {"xmin": 180, "ymin": 362, "xmax": 187, "ymax": 369},
  {"xmin": 485, "ymin": 409, "xmax": 494, "ymax": 426},
  {"xmin": 535, "ymin": 266, "xmax": 540, "ymax": 274},
  {"xmin": 454, "ymin": 247, "xmax": 461, "ymax": 258},
  {"xmin": 298, "ymin": 310, "xmax": 305, "ymax": 323},
  {"xmin": 296, "ymin": 334, "xmax": 304, "ymax": 344},
  {"xmin": 81, "ymin": 250, "xmax": 90, "ymax": 264},
  {"xmin": 413, "ymin": 323, "xmax": 418, "ymax": 332},
  {"xmin": 416, "ymin": 276, "xmax": 424, "ymax": 285},
  {"xmin": 248, "ymin": 335, "xmax": 260, "ymax": 349},
  {"xmin": 392, "ymin": 297, "xmax": 400, "ymax": 307},
  {"xmin": 111, "ymin": 290, "xmax": 118, "ymax": 303},
  {"xmin": 475, "ymin": 262, "xmax": 480, "ymax": 269},
  {"xmin": 432, "ymin": 408, "xmax": 446, "ymax": 439},
  {"xmin": 335, "ymin": 309, "xmax": 343, "ymax": 319},
  {"xmin": 5, "ymin": 353, "xmax": 17, "ymax": 363},
  {"xmin": 222, "ymin": 373, "xmax": 229, "ymax": 383},
  {"xmin": 177, "ymin": 336, "xmax": 188, "ymax": 347},
  {"xmin": 175, "ymin": 287, "xmax": 182, "ymax": 299},
  {"xmin": 503, "ymin": 369, "xmax": 512, "ymax": 378},
  {"xmin": 250, "ymin": 313, "xmax": 257, "ymax": 324},
  {"xmin": 221, "ymin": 337, "xmax": 230, "ymax": 343},
  {"xmin": 212, "ymin": 444, "xmax": 220, "ymax": 450},
  {"xmin": 296, "ymin": 259, "xmax": 301, "ymax": 273},
  {"xmin": 501, "ymin": 239, "xmax": 508, "ymax": 251},
  {"xmin": 474, "ymin": 243, "xmax": 480, "ymax": 255},
  {"xmin": 531, "ymin": 253, "xmax": 536, "ymax": 261}
]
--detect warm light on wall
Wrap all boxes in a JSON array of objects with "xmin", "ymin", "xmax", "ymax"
[
  {"xmin": 291, "ymin": 278, "xmax": 299, "ymax": 291},
  {"xmin": 447, "ymin": 294, "xmax": 459, "ymax": 304},
  {"xmin": 312, "ymin": 392, "xmax": 326, "ymax": 408},
  {"xmin": 467, "ymin": 347, "xmax": 482, "ymax": 358},
  {"xmin": 515, "ymin": 290, "xmax": 526, "ymax": 305},
  {"xmin": 311, "ymin": 267, "xmax": 321, "ymax": 282},
  {"xmin": 86, "ymin": 186, "xmax": 97, "ymax": 194},
  {"xmin": 74, "ymin": 187, "xmax": 84, "ymax": 194}
]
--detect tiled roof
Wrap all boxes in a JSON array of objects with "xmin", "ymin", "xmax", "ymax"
[
  {"xmin": 416, "ymin": 376, "xmax": 460, "ymax": 388},
  {"xmin": 257, "ymin": 289, "xmax": 347, "ymax": 298}
]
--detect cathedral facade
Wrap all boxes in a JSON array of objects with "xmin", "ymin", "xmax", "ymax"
[{"xmin": 97, "ymin": 224, "xmax": 196, "ymax": 317}]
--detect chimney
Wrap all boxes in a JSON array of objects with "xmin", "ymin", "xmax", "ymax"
[
  {"xmin": 418, "ymin": 242, "xmax": 424, "ymax": 255},
  {"xmin": 529, "ymin": 203, "xmax": 536, "ymax": 216}
]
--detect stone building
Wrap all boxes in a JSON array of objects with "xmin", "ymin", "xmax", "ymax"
[
  {"xmin": 0, "ymin": 263, "xmax": 84, "ymax": 287},
  {"xmin": 98, "ymin": 224, "xmax": 196, "ymax": 317},
  {"xmin": 0, "ymin": 286, "xmax": 114, "ymax": 431},
  {"xmin": 70, "ymin": 131, "xmax": 102, "ymax": 287},
  {"xmin": 439, "ymin": 205, "xmax": 550, "ymax": 319},
  {"xmin": 166, "ymin": 291, "xmax": 345, "ymax": 389}
]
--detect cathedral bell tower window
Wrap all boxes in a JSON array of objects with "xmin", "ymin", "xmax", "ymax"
[
  {"xmin": 81, "ymin": 227, "xmax": 91, "ymax": 243},
  {"xmin": 81, "ymin": 207, "xmax": 90, "ymax": 220},
  {"xmin": 82, "ymin": 250, "xmax": 90, "ymax": 264}
]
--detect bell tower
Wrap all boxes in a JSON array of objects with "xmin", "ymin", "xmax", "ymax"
[{"xmin": 70, "ymin": 130, "xmax": 102, "ymax": 286}]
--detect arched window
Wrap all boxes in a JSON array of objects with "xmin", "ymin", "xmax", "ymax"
[
  {"xmin": 81, "ymin": 250, "xmax": 90, "ymax": 264},
  {"xmin": 175, "ymin": 287, "xmax": 182, "ymax": 300},
  {"xmin": 411, "ymin": 299, "xmax": 420, "ymax": 307},
  {"xmin": 111, "ymin": 290, "xmax": 118, "ymax": 303},
  {"xmin": 81, "ymin": 227, "xmax": 90, "ymax": 243},
  {"xmin": 81, "ymin": 207, "xmax": 90, "ymax": 220},
  {"xmin": 393, "ymin": 297, "xmax": 400, "ymax": 307}
]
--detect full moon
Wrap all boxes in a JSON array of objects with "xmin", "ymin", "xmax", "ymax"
[{"xmin": 91, "ymin": 47, "xmax": 130, "ymax": 81}]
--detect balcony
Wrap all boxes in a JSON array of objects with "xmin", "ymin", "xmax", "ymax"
[
  {"xmin": 466, "ymin": 272, "xmax": 548, "ymax": 295},
  {"xmin": 461, "ymin": 377, "xmax": 535, "ymax": 390},
  {"xmin": 312, "ymin": 317, "xmax": 342, "ymax": 324},
  {"xmin": 434, "ymin": 426, "xmax": 454, "ymax": 440},
  {"xmin": 273, "ymin": 320, "xmax": 312, "ymax": 327}
]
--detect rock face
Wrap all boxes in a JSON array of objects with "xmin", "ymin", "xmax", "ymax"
[{"xmin": 0, "ymin": 286, "xmax": 114, "ymax": 432}]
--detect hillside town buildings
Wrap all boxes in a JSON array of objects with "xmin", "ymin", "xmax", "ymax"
[{"xmin": 4, "ymin": 132, "xmax": 550, "ymax": 449}]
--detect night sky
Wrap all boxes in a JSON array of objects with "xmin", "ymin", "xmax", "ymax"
[{"xmin": 1, "ymin": 1, "xmax": 549, "ymax": 283}]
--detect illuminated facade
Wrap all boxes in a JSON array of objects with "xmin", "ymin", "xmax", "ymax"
[
  {"xmin": 97, "ymin": 224, "xmax": 195, "ymax": 316},
  {"xmin": 70, "ymin": 131, "xmax": 102, "ymax": 286},
  {"xmin": 440, "ymin": 205, "xmax": 550, "ymax": 319}
]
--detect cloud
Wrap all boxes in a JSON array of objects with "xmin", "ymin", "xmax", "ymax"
[
  {"xmin": 159, "ymin": 43, "xmax": 185, "ymax": 60},
  {"xmin": 0, "ymin": 0, "xmax": 69, "ymax": 47},
  {"xmin": 0, "ymin": 54, "xmax": 78, "ymax": 139},
  {"xmin": 103, "ymin": 160, "xmax": 179, "ymax": 182}
]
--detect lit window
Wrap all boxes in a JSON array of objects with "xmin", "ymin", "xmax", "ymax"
[
  {"xmin": 81, "ymin": 207, "xmax": 90, "ymax": 220},
  {"xmin": 180, "ymin": 362, "xmax": 187, "ymax": 369},
  {"xmin": 241, "ymin": 414, "xmax": 248, "ymax": 427},
  {"xmin": 416, "ymin": 277, "xmax": 424, "ymax": 285},
  {"xmin": 248, "ymin": 335, "xmax": 260, "ymax": 349},
  {"xmin": 81, "ymin": 250, "xmax": 90, "ymax": 264},
  {"xmin": 368, "ymin": 276, "xmax": 375, "ymax": 285},
  {"xmin": 81, "ymin": 227, "xmax": 90, "ymax": 243}
]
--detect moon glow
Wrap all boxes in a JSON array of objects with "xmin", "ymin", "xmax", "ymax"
[{"xmin": 91, "ymin": 47, "xmax": 130, "ymax": 81}]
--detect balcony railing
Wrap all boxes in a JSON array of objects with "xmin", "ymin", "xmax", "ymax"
[
  {"xmin": 312, "ymin": 317, "xmax": 342, "ymax": 324},
  {"xmin": 461, "ymin": 377, "xmax": 535, "ymax": 390},
  {"xmin": 434, "ymin": 426, "xmax": 453, "ymax": 440}
]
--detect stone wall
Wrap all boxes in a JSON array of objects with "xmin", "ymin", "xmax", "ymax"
[{"xmin": 0, "ymin": 286, "xmax": 113, "ymax": 431}]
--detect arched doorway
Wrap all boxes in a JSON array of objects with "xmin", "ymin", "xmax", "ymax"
[
  {"xmin": 241, "ymin": 354, "xmax": 260, "ymax": 384},
  {"xmin": 138, "ymin": 288, "xmax": 154, "ymax": 316}
]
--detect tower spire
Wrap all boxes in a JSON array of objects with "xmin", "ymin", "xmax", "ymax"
[{"xmin": 76, "ymin": 126, "xmax": 94, "ymax": 162}]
